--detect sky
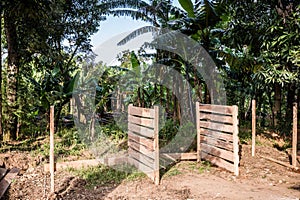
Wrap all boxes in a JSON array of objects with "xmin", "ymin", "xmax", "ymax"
[{"xmin": 90, "ymin": 1, "xmax": 183, "ymax": 64}]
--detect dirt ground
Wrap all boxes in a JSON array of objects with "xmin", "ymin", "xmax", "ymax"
[{"xmin": 1, "ymin": 139, "xmax": 300, "ymax": 200}]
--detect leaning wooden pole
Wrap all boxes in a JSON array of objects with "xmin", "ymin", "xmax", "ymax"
[
  {"xmin": 252, "ymin": 100, "xmax": 256, "ymax": 157},
  {"xmin": 50, "ymin": 106, "xmax": 55, "ymax": 193},
  {"xmin": 292, "ymin": 103, "xmax": 297, "ymax": 167}
]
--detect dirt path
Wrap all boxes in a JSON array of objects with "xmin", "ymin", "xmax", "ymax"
[
  {"xmin": 106, "ymin": 172, "xmax": 299, "ymax": 200},
  {"xmin": 1, "ymin": 144, "xmax": 300, "ymax": 199}
]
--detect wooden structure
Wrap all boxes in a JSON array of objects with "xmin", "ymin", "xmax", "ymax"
[
  {"xmin": 0, "ymin": 168, "xmax": 20, "ymax": 198},
  {"xmin": 127, "ymin": 104, "xmax": 160, "ymax": 185},
  {"xmin": 45, "ymin": 103, "xmax": 240, "ymax": 185},
  {"xmin": 196, "ymin": 103, "xmax": 240, "ymax": 176}
]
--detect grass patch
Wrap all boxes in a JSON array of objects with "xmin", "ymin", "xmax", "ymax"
[
  {"xmin": 69, "ymin": 165, "xmax": 145, "ymax": 188},
  {"xmin": 187, "ymin": 161, "xmax": 211, "ymax": 173},
  {"xmin": 163, "ymin": 167, "xmax": 182, "ymax": 177}
]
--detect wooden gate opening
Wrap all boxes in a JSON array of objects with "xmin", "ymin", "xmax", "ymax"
[{"xmin": 127, "ymin": 103, "xmax": 240, "ymax": 184}]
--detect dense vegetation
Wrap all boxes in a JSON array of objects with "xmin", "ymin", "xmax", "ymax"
[{"xmin": 0, "ymin": 0, "xmax": 299, "ymax": 147}]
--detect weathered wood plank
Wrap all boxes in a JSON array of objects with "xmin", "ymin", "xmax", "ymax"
[
  {"xmin": 128, "ymin": 148, "xmax": 155, "ymax": 169},
  {"xmin": 199, "ymin": 104, "xmax": 233, "ymax": 115},
  {"xmin": 160, "ymin": 152, "xmax": 197, "ymax": 161},
  {"xmin": 252, "ymin": 99, "xmax": 256, "ymax": 157},
  {"xmin": 201, "ymin": 143, "xmax": 234, "ymax": 162},
  {"xmin": 128, "ymin": 140, "xmax": 155, "ymax": 158},
  {"xmin": 292, "ymin": 103, "xmax": 298, "ymax": 167},
  {"xmin": 44, "ymin": 159, "xmax": 101, "ymax": 172},
  {"xmin": 199, "ymin": 112, "xmax": 233, "ymax": 124},
  {"xmin": 128, "ymin": 131, "xmax": 154, "ymax": 151},
  {"xmin": 232, "ymin": 105, "xmax": 239, "ymax": 176},
  {"xmin": 128, "ymin": 104, "xmax": 155, "ymax": 118},
  {"xmin": 128, "ymin": 122, "xmax": 154, "ymax": 138},
  {"xmin": 0, "ymin": 168, "xmax": 20, "ymax": 198},
  {"xmin": 128, "ymin": 115, "xmax": 154, "ymax": 129},
  {"xmin": 0, "ymin": 168, "xmax": 8, "ymax": 181},
  {"xmin": 128, "ymin": 156, "xmax": 155, "ymax": 176},
  {"xmin": 153, "ymin": 105, "xmax": 160, "ymax": 185},
  {"xmin": 201, "ymin": 151, "xmax": 234, "ymax": 173},
  {"xmin": 200, "ymin": 121, "xmax": 233, "ymax": 133},
  {"xmin": 200, "ymin": 128, "xmax": 233, "ymax": 142},
  {"xmin": 200, "ymin": 135, "xmax": 233, "ymax": 151}
]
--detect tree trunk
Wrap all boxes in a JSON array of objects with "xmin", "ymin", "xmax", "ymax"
[
  {"xmin": 273, "ymin": 83, "xmax": 281, "ymax": 127},
  {"xmin": 286, "ymin": 83, "xmax": 296, "ymax": 123},
  {"xmin": 0, "ymin": 10, "xmax": 3, "ymax": 138},
  {"xmin": 3, "ymin": 10, "xmax": 19, "ymax": 141}
]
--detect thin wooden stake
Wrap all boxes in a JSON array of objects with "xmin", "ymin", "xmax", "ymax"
[
  {"xmin": 292, "ymin": 103, "xmax": 298, "ymax": 167},
  {"xmin": 50, "ymin": 105, "xmax": 55, "ymax": 193},
  {"xmin": 252, "ymin": 99, "xmax": 256, "ymax": 157},
  {"xmin": 196, "ymin": 102, "xmax": 201, "ymax": 162},
  {"xmin": 153, "ymin": 105, "xmax": 160, "ymax": 185}
]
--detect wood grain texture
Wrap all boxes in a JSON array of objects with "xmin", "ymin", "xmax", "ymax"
[
  {"xmin": 199, "ymin": 104, "xmax": 233, "ymax": 115},
  {"xmin": 128, "ymin": 123, "xmax": 154, "ymax": 138},
  {"xmin": 200, "ymin": 135, "xmax": 233, "ymax": 151},
  {"xmin": 128, "ymin": 104, "xmax": 155, "ymax": 118},
  {"xmin": 0, "ymin": 168, "xmax": 20, "ymax": 198},
  {"xmin": 201, "ymin": 143, "xmax": 234, "ymax": 162},
  {"xmin": 199, "ymin": 121, "xmax": 233, "ymax": 133}
]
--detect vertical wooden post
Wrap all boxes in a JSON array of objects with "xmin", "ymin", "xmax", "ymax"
[
  {"xmin": 292, "ymin": 103, "xmax": 297, "ymax": 167},
  {"xmin": 50, "ymin": 106, "xmax": 55, "ymax": 193},
  {"xmin": 153, "ymin": 105, "xmax": 160, "ymax": 185},
  {"xmin": 252, "ymin": 100, "xmax": 256, "ymax": 157},
  {"xmin": 196, "ymin": 102, "xmax": 201, "ymax": 162},
  {"xmin": 232, "ymin": 105, "xmax": 239, "ymax": 176}
]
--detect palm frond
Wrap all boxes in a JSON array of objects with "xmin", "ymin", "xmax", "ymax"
[{"xmin": 117, "ymin": 26, "xmax": 159, "ymax": 46}]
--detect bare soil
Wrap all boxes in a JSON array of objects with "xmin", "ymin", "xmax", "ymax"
[{"xmin": 1, "ymin": 139, "xmax": 300, "ymax": 200}]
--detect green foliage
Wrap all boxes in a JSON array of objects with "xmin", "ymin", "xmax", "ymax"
[
  {"xmin": 99, "ymin": 123, "xmax": 127, "ymax": 142},
  {"xmin": 38, "ymin": 129, "xmax": 86, "ymax": 158},
  {"xmin": 179, "ymin": 0, "xmax": 195, "ymax": 18},
  {"xmin": 239, "ymin": 124, "xmax": 252, "ymax": 144},
  {"xmin": 159, "ymin": 119, "xmax": 179, "ymax": 147},
  {"xmin": 163, "ymin": 167, "xmax": 182, "ymax": 177}
]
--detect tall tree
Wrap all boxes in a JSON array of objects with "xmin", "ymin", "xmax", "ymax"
[{"xmin": 1, "ymin": 0, "xmax": 104, "ymax": 141}]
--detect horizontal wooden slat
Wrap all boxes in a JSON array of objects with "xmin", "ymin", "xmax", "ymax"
[
  {"xmin": 128, "ymin": 105, "xmax": 155, "ymax": 118},
  {"xmin": 201, "ymin": 151, "xmax": 234, "ymax": 173},
  {"xmin": 128, "ymin": 139, "xmax": 155, "ymax": 159},
  {"xmin": 101, "ymin": 156, "xmax": 128, "ymax": 166},
  {"xmin": 199, "ymin": 112, "xmax": 233, "ymax": 124},
  {"xmin": 44, "ymin": 159, "xmax": 101, "ymax": 172},
  {"xmin": 128, "ymin": 115, "xmax": 155, "ymax": 128},
  {"xmin": 199, "ymin": 104, "xmax": 233, "ymax": 115},
  {"xmin": 199, "ymin": 121, "xmax": 233, "ymax": 133},
  {"xmin": 160, "ymin": 152, "xmax": 197, "ymax": 161},
  {"xmin": 128, "ymin": 123, "xmax": 155, "ymax": 138},
  {"xmin": 129, "ymin": 148, "xmax": 155, "ymax": 169},
  {"xmin": 0, "ymin": 168, "xmax": 8, "ymax": 180},
  {"xmin": 0, "ymin": 168, "xmax": 19, "ymax": 199},
  {"xmin": 128, "ymin": 157, "xmax": 156, "ymax": 181},
  {"xmin": 200, "ymin": 135, "xmax": 233, "ymax": 151},
  {"xmin": 200, "ymin": 128, "xmax": 233, "ymax": 142},
  {"xmin": 201, "ymin": 143, "xmax": 234, "ymax": 162},
  {"xmin": 128, "ymin": 131, "xmax": 154, "ymax": 151}
]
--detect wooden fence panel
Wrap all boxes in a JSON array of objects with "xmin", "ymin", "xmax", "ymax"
[
  {"xmin": 128, "ymin": 104, "xmax": 160, "ymax": 185},
  {"xmin": 197, "ymin": 103, "xmax": 239, "ymax": 176}
]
